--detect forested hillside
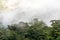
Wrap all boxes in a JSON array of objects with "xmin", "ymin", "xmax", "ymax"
[{"xmin": 0, "ymin": 19, "xmax": 60, "ymax": 40}]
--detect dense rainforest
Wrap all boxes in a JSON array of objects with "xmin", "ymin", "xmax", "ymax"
[{"xmin": 0, "ymin": 18, "xmax": 60, "ymax": 40}]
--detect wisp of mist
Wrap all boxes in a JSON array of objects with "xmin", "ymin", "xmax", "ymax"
[{"xmin": 0, "ymin": 0, "xmax": 60, "ymax": 26}]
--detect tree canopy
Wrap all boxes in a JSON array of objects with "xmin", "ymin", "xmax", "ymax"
[{"xmin": 0, "ymin": 19, "xmax": 60, "ymax": 40}]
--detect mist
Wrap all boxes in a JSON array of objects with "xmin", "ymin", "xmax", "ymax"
[{"xmin": 0, "ymin": 0, "xmax": 60, "ymax": 26}]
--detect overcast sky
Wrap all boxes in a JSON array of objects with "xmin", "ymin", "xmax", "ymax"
[{"xmin": 0, "ymin": 0, "xmax": 60, "ymax": 26}]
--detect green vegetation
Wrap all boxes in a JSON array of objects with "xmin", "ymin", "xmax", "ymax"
[{"xmin": 0, "ymin": 19, "xmax": 60, "ymax": 40}]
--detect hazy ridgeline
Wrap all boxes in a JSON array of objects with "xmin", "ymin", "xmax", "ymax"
[
  {"xmin": 0, "ymin": 18, "xmax": 60, "ymax": 40},
  {"xmin": 0, "ymin": 0, "xmax": 60, "ymax": 40}
]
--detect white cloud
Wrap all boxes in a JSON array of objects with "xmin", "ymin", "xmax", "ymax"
[{"xmin": 0, "ymin": 0, "xmax": 60, "ymax": 26}]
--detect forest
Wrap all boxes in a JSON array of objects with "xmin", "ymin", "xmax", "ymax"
[{"xmin": 0, "ymin": 18, "xmax": 60, "ymax": 40}]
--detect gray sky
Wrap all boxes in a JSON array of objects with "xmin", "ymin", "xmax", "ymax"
[{"xmin": 0, "ymin": 0, "xmax": 60, "ymax": 26}]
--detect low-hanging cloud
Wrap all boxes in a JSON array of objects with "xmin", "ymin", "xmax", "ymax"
[{"xmin": 0, "ymin": 0, "xmax": 60, "ymax": 26}]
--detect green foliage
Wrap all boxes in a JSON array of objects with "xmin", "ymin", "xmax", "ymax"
[{"xmin": 0, "ymin": 19, "xmax": 60, "ymax": 40}]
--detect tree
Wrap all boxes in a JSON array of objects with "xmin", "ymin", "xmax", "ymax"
[
  {"xmin": 24, "ymin": 19, "xmax": 47, "ymax": 40},
  {"xmin": 50, "ymin": 20, "xmax": 60, "ymax": 40}
]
